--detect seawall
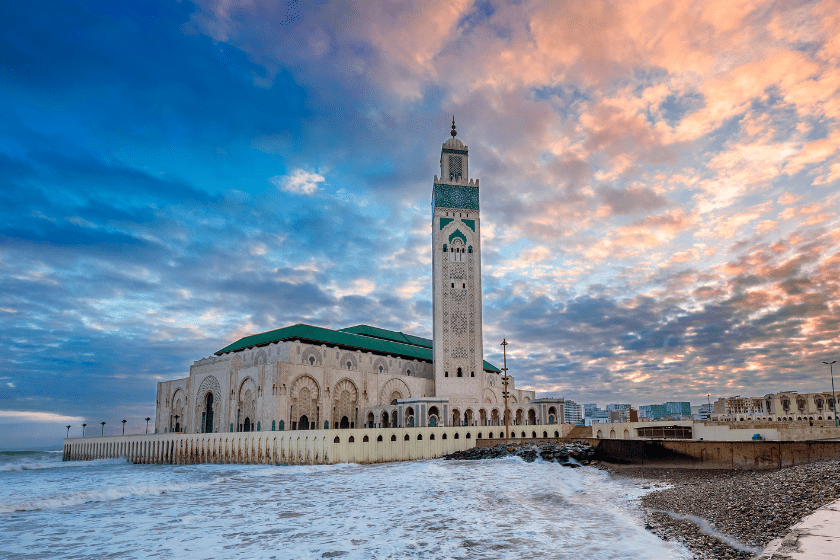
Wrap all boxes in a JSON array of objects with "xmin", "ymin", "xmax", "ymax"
[
  {"xmin": 590, "ymin": 438, "xmax": 840, "ymax": 469},
  {"xmin": 62, "ymin": 424, "xmax": 563, "ymax": 465}
]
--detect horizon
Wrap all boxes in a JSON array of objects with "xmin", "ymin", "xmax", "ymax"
[{"xmin": 1, "ymin": 0, "xmax": 838, "ymax": 449}]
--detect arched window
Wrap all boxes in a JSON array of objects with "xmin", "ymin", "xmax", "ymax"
[
  {"xmin": 468, "ymin": 246, "xmax": 473, "ymax": 253},
  {"xmin": 363, "ymin": 435, "xmax": 369, "ymax": 442},
  {"xmin": 470, "ymin": 371, "xmax": 474, "ymax": 377},
  {"xmin": 404, "ymin": 434, "xmax": 410, "ymax": 441},
  {"xmin": 377, "ymin": 435, "xmax": 383, "ymax": 442},
  {"xmin": 391, "ymin": 434, "xmax": 397, "ymax": 442},
  {"xmin": 334, "ymin": 436, "xmax": 340, "ymax": 443},
  {"xmin": 309, "ymin": 356, "xmax": 315, "ymax": 365},
  {"xmin": 445, "ymin": 371, "xmax": 449, "ymax": 377},
  {"xmin": 442, "ymin": 244, "xmax": 448, "ymax": 253},
  {"xmin": 457, "ymin": 367, "xmax": 463, "ymax": 377}
]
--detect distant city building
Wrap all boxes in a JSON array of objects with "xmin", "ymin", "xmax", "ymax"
[
  {"xmin": 564, "ymin": 400, "xmax": 584, "ymax": 425},
  {"xmin": 638, "ymin": 404, "xmax": 667, "ymax": 420},
  {"xmin": 583, "ymin": 403, "xmax": 598, "ymax": 417},
  {"xmin": 712, "ymin": 392, "xmax": 838, "ymax": 423},
  {"xmin": 664, "ymin": 402, "xmax": 691, "ymax": 418},
  {"xmin": 606, "ymin": 403, "xmax": 632, "ymax": 412},
  {"xmin": 691, "ymin": 404, "xmax": 713, "ymax": 420}
]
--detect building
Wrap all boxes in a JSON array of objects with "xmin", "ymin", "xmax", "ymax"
[
  {"xmin": 711, "ymin": 391, "xmax": 838, "ymax": 422},
  {"xmin": 638, "ymin": 404, "xmax": 667, "ymax": 420},
  {"xmin": 154, "ymin": 122, "xmax": 564, "ymax": 436},
  {"xmin": 664, "ymin": 401, "xmax": 692, "ymax": 418},
  {"xmin": 564, "ymin": 400, "xmax": 584, "ymax": 425}
]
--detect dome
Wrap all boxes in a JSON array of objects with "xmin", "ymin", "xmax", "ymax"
[{"xmin": 443, "ymin": 137, "xmax": 465, "ymax": 149}]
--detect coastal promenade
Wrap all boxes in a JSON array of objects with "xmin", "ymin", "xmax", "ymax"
[
  {"xmin": 63, "ymin": 423, "xmax": 567, "ymax": 465},
  {"xmin": 757, "ymin": 497, "xmax": 840, "ymax": 559}
]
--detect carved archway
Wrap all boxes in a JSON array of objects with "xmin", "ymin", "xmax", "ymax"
[
  {"xmin": 193, "ymin": 375, "xmax": 221, "ymax": 434},
  {"xmin": 291, "ymin": 375, "xmax": 320, "ymax": 430},
  {"xmin": 379, "ymin": 378, "xmax": 410, "ymax": 405},
  {"xmin": 483, "ymin": 388, "xmax": 496, "ymax": 403},
  {"xmin": 333, "ymin": 378, "xmax": 359, "ymax": 429},
  {"xmin": 237, "ymin": 377, "xmax": 257, "ymax": 432}
]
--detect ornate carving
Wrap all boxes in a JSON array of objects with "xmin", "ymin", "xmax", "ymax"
[
  {"xmin": 434, "ymin": 184, "xmax": 479, "ymax": 210},
  {"xmin": 333, "ymin": 378, "xmax": 359, "ymax": 426},
  {"xmin": 379, "ymin": 378, "xmax": 410, "ymax": 405},
  {"xmin": 290, "ymin": 375, "xmax": 319, "ymax": 427},
  {"xmin": 340, "ymin": 352, "xmax": 358, "ymax": 371},
  {"xmin": 301, "ymin": 347, "xmax": 322, "ymax": 366},
  {"xmin": 193, "ymin": 375, "xmax": 222, "ymax": 434},
  {"xmin": 373, "ymin": 356, "xmax": 389, "ymax": 374}
]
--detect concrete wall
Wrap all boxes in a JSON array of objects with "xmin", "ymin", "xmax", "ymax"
[
  {"xmin": 591, "ymin": 420, "xmax": 840, "ymax": 442},
  {"xmin": 62, "ymin": 424, "xmax": 561, "ymax": 466},
  {"xmin": 590, "ymin": 438, "xmax": 840, "ymax": 469}
]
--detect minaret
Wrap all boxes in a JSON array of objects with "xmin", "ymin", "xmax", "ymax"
[{"xmin": 432, "ymin": 118, "xmax": 484, "ymax": 404}]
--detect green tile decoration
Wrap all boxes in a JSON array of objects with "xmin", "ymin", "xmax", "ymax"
[
  {"xmin": 433, "ymin": 184, "xmax": 479, "ymax": 210},
  {"xmin": 440, "ymin": 217, "xmax": 454, "ymax": 230}
]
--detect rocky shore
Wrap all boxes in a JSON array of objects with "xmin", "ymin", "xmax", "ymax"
[
  {"xmin": 443, "ymin": 441, "xmax": 597, "ymax": 465},
  {"xmin": 608, "ymin": 460, "xmax": 840, "ymax": 559}
]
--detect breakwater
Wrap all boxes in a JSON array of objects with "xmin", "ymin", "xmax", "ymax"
[
  {"xmin": 62, "ymin": 424, "xmax": 564, "ymax": 465},
  {"xmin": 444, "ymin": 441, "xmax": 596, "ymax": 465}
]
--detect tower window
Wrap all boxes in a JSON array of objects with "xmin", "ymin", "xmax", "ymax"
[
  {"xmin": 471, "ymin": 371, "xmax": 475, "ymax": 377},
  {"xmin": 445, "ymin": 371, "xmax": 449, "ymax": 377},
  {"xmin": 442, "ymin": 244, "xmax": 448, "ymax": 253},
  {"xmin": 462, "ymin": 283, "xmax": 465, "ymax": 289},
  {"xmin": 451, "ymin": 283, "xmax": 454, "ymax": 288},
  {"xmin": 457, "ymin": 367, "xmax": 463, "ymax": 377},
  {"xmin": 468, "ymin": 246, "xmax": 473, "ymax": 253}
]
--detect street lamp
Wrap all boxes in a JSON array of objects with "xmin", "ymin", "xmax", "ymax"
[
  {"xmin": 66, "ymin": 425, "xmax": 71, "ymax": 438},
  {"xmin": 824, "ymin": 360, "xmax": 837, "ymax": 428},
  {"xmin": 121, "ymin": 419, "xmax": 127, "ymax": 435},
  {"xmin": 501, "ymin": 339, "xmax": 510, "ymax": 441},
  {"xmin": 100, "ymin": 421, "xmax": 106, "ymax": 436},
  {"xmin": 82, "ymin": 423, "xmax": 86, "ymax": 437},
  {"xmin": 145, "ymin": 417, "xmax": 151, "ymax": 435}
]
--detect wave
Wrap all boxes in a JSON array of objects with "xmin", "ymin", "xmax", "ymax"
[
  {"xmin": 0, "ymin": 478, "xmax": 221, "ymax": 514},
  {"xmin": 0, "ymin": 457, "xmax": 128, "ymax": 472}
]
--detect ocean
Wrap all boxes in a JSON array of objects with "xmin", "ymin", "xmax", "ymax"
[{"xmin": 0, "ymin": 450, "xmax": 690, "ymax": 559}]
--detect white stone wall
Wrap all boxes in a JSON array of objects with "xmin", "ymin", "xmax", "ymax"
[
  {"xmin": 63, "ymin": 424, "xmax": 564, "ymax": 465},
  {"xmin": 156, "ymin": 340, "xmax": 436, "ymax": 435}
]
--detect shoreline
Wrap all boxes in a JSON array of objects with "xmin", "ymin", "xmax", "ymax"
[{"xmin": 603, "ymin": 460, "xmax": 840, "ymax": 559}]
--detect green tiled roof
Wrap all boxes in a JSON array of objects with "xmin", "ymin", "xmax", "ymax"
[
  {"xmin": 339, "ymin": 325, "xmax": 433, "ymax": 348},
  {"xmin": 215, "ymin": 323, "xmax": 501, "ymax": 372}
]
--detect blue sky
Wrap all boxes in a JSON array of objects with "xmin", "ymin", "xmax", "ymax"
[{"xmin": 2, "ymin": 0, "xmax": 839, "ymax": 449}]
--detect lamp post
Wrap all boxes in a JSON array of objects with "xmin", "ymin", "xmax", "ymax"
[
  {"xmin": 824, "ymin": 360, "xmax": 837, "ymax": 428},
  {"xmin": 82, "ymin": 423, "xmax": 86, "ymax": 437},
  {"xmin": 66, "ymin": 425, "xmax": 71, "ymax": 438},
  {"xmin": 145, "ymin": 417, "xmax": 151, "ymax": 435},
  {"xmin": 100, "ymin": 421, "xmax": 106, "ymax": 436},
  {"xmin": 501, "ymin": 339, "xmax": 510, "ymax": 441},
  {"xmin": 121, "ymin": 419, "xmax": 127, "ymax": 435}
]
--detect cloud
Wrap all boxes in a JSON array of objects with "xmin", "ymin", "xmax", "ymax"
[
  {"xmin": 270, "ymin": 170, "xmax": 325, "ymax": 195},
  {"xmin": 0, "ymin": 411, "xmax": 85, "ymax": 423}
]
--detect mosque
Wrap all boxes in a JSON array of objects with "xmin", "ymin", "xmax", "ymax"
[{"xmin": 154, "ymin": 121, "xmax": 564, "ymax": 435}]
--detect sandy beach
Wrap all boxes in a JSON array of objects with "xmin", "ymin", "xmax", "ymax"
[{"xmin": 606, "ymin": 460, "xmax": 840, "ymax": 559}]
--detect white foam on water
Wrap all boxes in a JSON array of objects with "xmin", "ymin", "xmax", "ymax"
[{"xmin": 0, "ymin": 454, "xmax": 691, "ymax": 559}]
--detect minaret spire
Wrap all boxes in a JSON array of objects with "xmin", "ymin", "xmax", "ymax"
[{"xmin": 451, "ymin": 116, "xmax": 457, "ymax": 137}]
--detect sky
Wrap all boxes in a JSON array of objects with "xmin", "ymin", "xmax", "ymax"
[{"xmin": 1, "ymin": 0, "xmax": 839, "ymax": 449}]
